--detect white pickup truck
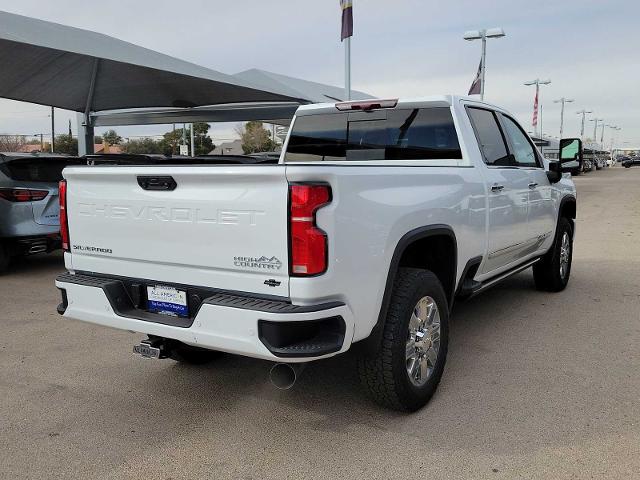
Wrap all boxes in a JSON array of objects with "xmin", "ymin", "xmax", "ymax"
[{"xmin": 56, "ymin": 96, "xmax": 578, "ymax": 411}]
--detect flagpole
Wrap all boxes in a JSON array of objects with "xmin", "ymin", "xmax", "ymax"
[
  {"xmin": 535, "ymin": 83, "xmax": 540, "ymax": 138},
  {"xmin": 345, "ymin": 34, "xmax": 351, "ymax": 100},
  {"xmin": 480, "ymin": 35, "xmax": 486, "ymax": 101}
]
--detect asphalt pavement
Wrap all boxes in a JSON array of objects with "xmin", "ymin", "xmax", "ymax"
[{"xmin": 1, "ymin": 167, "xmax": 639, "ymax": 480}]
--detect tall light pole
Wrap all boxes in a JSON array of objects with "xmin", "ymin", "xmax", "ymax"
[
  {"xmin": 590, "ymin": 118, "xmax": 603, "ymax": 145},
  {"xmin": 553, "ymin": 98, "xmax": 574, "ymax": 138},
  {"xmin": 524, "ymin": 79, "xmax": 551, "ymax": 138},
  {"xmin": 611, "ymin": 126, "xmax": 618, "ymax": 154},
  {"xmin": 190, "ymin": 123, "xmax": 195, "ymax": 157},
  {"xmin": 601, "ymin": 123, "xmax": 612, "ymax": 144},
  {"xmin": 576, "ymin": 109, "xmax": 592, "ymax": 140},
  {"xmin": 464, "ymin": 27, "xmax": 506, "ymax": 101}
]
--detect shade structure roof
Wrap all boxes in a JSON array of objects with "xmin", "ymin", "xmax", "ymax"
[
  {"xmin": 0, "ymin": 10, "xmax": 305, "ymax": 113},
  {"xmin": 234, "ymin": 69, "xmax": 372, "ymax": 104},
  {"xmin": 90, "ymin": 69, "xmax": 374, "ymax": 127}
]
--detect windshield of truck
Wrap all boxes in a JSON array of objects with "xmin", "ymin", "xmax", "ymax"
[{"xmin": 284, "ymin": 107, "xmax": 461, "ymax": 162}]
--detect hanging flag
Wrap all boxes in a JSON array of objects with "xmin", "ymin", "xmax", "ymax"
[
  {"xmin": 532, "ymin": 89, "xmax": 539, "ymax": 127},
  {"xmin": 68, "ymin": 119, "xmax": 72, "ymax": 137},
  {"xmin": 340, "ymin": 0, "xmax": 353, "ymax": 41},
  {"xmin": 468, "ymin": 58, "xmax": 482, "ymax": 95}
]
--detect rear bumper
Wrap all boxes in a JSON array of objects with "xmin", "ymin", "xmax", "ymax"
[{"xmin": 55, "ymin": 272, "xmax": 354, "ymax": 362}]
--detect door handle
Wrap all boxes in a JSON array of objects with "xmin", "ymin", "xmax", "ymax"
[
  {"xmin": 528, "ymin": 182, "xmax": 538, "ymax": 189},
  {"xmin": 491, "ymin": 184, "xmax": 504, "ymax": 192}
]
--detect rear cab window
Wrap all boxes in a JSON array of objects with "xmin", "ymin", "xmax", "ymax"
[{"xmin": 284, "ymin": 107, "xmax": 462, "ymax": 162}]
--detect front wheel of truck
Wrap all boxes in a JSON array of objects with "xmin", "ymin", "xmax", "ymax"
[
  {"xmin": 533, "ymin": 217, "xmax": 573, "ymax": 292},
  {"xmin": 357, "ymin": 268, "xmax": 449, "ymax": 412}
]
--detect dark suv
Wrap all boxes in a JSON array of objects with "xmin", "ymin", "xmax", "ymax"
[{"xmin": 0, "ymin": 153, "xmax": 83, "ymax": 271}]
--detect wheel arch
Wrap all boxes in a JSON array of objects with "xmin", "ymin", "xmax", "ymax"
[
  {"xmin": 559, "ymin": 195, "xmax": 577, "ymax": 230},
  {"xmin": 359, "ymin": 224, "xmax": 457, "ymax": 353}
]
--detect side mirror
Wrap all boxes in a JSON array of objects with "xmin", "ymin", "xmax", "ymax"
[
  {"xmin": 559, "ymin": 138, "xmax": 583, "ymax": 173},
  {"xmin": 546, "ymin": 160, "xmax": 561, "ymax": 183}
]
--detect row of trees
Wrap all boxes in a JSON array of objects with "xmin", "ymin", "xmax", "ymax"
[
  {"xmin": 122, "ymin": 123, "xmax": 214, "ymax": 155},
  {"xmin": 236, "ymin": 121, "xmax": 277, "ymax": 154},
  {"xmin": 1, "ymin": 121, "xmax": 277, "ymax": 156}
]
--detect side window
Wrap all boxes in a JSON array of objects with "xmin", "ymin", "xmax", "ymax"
[
  {"xmin": 501, "ymin": 116, "xmax": 540, "ymax": 168},
  {"xmin": 466, "ymin": 107, "xmax": 511, "ymax": 166}
]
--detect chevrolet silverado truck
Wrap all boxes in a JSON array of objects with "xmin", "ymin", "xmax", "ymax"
[{"xmin": 55, "ymin": 96, "xmax": 578, "ymax": 411}]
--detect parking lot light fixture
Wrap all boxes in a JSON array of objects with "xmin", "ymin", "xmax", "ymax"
[
  {"xmin": 553, "ymin": 98, "xmax": 574, "ymax": 138},
  {"xmin": 524, "ymin": 79, "xmax": 551, "ymax": 137},
  {"xmin": 464, "ymin": 27, "xmax": 506, "ymax": 101},
  {"xmin": 590, "ymin": 118, "xmax": 603, "ymax": 146},
  {"xmin": 576, "ymin": 109, "xmax": 592, "ymax": 140}
]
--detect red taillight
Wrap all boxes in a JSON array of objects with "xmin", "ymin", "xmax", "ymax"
[
  {"xmin": 289, "ymin": 184, "xmax": 331, "ymax": 276},
  {"xmin": 59, "ymin": 180, "xmax": 69, "ymax": 251},
  {"xmin": 0, "ymin": 188, "xmax": 49, "ymax": 202}
]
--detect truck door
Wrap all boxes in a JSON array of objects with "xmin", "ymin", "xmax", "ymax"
[
  {"xmin": 466, "ymin": 107, "xmax": 531, "ymax": 274},
  {"xmin": 498, "ymin": 114, "xmax": 556, "ymax": 255}
]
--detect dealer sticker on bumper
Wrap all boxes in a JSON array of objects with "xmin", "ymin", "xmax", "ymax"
[{"xmin": 147, "ymin": 285, "xmax": 188, "ymax": 317}]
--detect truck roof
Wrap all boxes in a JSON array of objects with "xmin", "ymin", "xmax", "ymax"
[{"xmin": 294, "ymin": 95, "xmax": 503, "ymax": 116}]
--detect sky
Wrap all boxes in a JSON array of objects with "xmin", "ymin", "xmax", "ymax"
[{"xmin": 0, "ymin": 0, "xmax": 638, "ymax": 148}]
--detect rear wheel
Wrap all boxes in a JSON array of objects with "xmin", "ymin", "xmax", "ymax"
[
  {"xmin": 533, "ymin": 217, "xmax": 573, "ymax": 292},
  {"xmin": 357, "ymin": 268, "xmax": 449, "ymax": 411}
]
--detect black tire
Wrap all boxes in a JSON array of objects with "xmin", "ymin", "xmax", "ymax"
[
  {"xmin": 357, "ymin": 268, "xmax": 449, "ymax": 412},
  {"xmin": 533, "ymin": 217, "xmax": 573, "ymax": 292},
  {"xmin": 169, "ymin": 343, "xmax": 221, "ymax": 365},
  {"xmin": 0, "ymin": 242, "xmax": 9, "ymax": 274}
]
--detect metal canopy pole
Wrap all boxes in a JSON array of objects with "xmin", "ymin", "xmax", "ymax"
[
  {"xmin": 80, "ymin": 58, "xmax": 100, "ymax": 156},
  {"xmin": 50, "ymin": 106, "xmax": 55, "ymax": 152}
]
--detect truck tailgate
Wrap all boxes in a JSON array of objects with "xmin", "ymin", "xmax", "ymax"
[{"xmin": 63, "ymin": 165, "xmax": 289, "ymax": 297}]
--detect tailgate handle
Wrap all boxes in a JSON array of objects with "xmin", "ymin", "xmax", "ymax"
[{"xmin": 137, "ymin": 176, "xmax": 177, "ymax": 191}]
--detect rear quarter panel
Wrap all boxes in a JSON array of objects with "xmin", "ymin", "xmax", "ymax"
[{"xmin": 285, "ymin": 165, "xmax": 486, "ymax": 342}]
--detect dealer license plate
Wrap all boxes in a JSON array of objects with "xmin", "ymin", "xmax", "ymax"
[{"xmin": 147, "ymin": 285, "xmax": 188, "ymax": 317}]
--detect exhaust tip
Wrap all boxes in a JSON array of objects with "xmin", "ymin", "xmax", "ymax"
[{"xmin": 269, "ymin": 363, "xmax": 300, "ymax": 390}]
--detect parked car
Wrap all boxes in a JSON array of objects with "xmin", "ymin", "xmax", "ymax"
[
  {"xmin": 0, "ymin": 153, "xmax": 83, "ymax": 271},
  {"xmin": 622, "ymin": 157, "xmax": 640, "ymax": 168},
  {"xmin": 55, "ymin": 96, "xmax": 577, "ymax": 411}
]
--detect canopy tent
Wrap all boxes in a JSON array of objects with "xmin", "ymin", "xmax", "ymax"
[
  {"xmin": 90, "ymin": 71, "xmax": 373, "ymax": 127},
  {"xmin": 0, "ymin": 10, "xmax": 304, "ymax": 113},
  {"xmin": 0, "ymin": 10, "xmax": 373, "ymax": 153},
  {"xmin": 234, "ymin": 69, "xmax": 372, "ymax": 104}
]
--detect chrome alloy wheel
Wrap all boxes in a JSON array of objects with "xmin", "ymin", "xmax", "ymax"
[
  {"xmin": 406, "ymin": 296, "xmax": 441, "ymax": 387},
  {"xmin": 559, "ymin": 232, "xmax": 571, "ymax": 279}
]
